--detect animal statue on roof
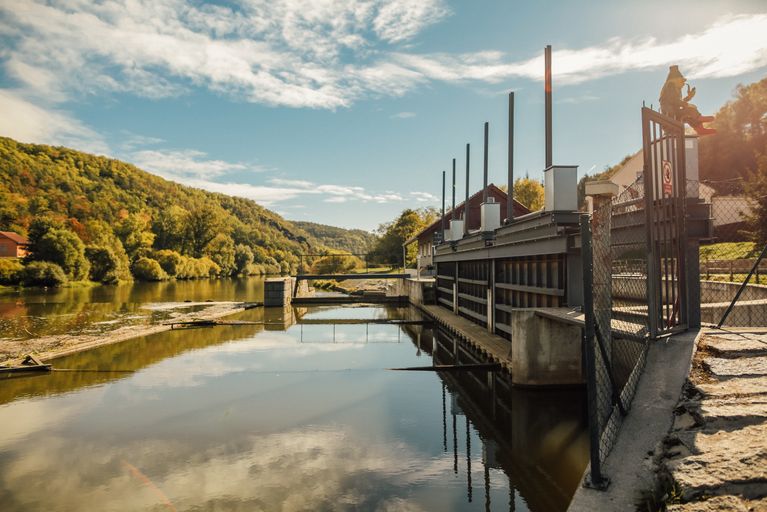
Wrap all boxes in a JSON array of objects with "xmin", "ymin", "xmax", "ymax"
[{"xmin": 659, "ymin": 65, "xmax": 716, "ymax": 136}]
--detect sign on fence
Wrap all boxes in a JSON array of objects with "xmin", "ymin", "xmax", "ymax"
[{"xmin": 662, "ymin": 160, "xmax": 673, "ymax": 196}]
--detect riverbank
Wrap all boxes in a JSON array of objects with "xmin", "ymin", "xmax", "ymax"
[
  {"xmin": 0, "ymin": 301, "xmax": 249, "ymax": 365},
  {"xmin": 658, "ymin": 330, "xmax": 767, "ymax": 511}
]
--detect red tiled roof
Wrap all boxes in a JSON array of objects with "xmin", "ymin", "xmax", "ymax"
[
  {"xmin": 0, "ymin": 231, "xmax": 28, "ymax": 244},
  {"xmin": 404, "ymin": 184, "xmax": 531, "ymax": 245}
]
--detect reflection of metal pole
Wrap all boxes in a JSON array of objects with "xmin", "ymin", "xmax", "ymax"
[
  {"xmin": 466, "ymin": 416, "xmax": 472, "ymax": 502},
  {"xmin": 453, "ymin": 411, "xmax": 458, "ymax": 474},
  {"xmin": 509, "ymin": 484, "xmax": 515, "ymax": 512},
  {"xmin": 442, "ymin": 383, "xmax": 447, "ymax": 451},
  {"xmin": 484, "ymin": 454, "xmax": 491, "ymax": 512}
]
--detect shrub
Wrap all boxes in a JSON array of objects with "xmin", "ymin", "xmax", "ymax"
[
  {"xmin": 131, "ymin": 257, "xmax": 169, "ymax": 281},
  {"xmin": 85, "ymin": 246, "xmax": 120, "ymax": 284},
  {"xmin": 0, "ymin": 258, "xmax": 23, "ymax": 285},
  {"xmin": 27, "ymin": 227, "xmax": 90, "ymax": 280},
  {"xmin": 154, "ymin": 249, "xmax": 183, "ymax": 277},
  {"xmin": 175, "ymin": 256, "xmax": 221, "ymax": 279},
  {"xmin": 234, "ymin": 244, "xmax": 254, "ymax": 275},
  {"xmin": 20, "ymin": 261, "xmax": 68, "ymax": 287}
]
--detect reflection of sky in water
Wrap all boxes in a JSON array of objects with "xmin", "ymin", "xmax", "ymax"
[{"xmin": 0, "ymin": 305, "xmax": 587, "ymax": 511}]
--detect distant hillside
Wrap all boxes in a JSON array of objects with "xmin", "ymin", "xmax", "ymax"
[
  {"xmin": 293, "ymin": 221, "xmax": 377, "ymax": 254},
  {"xmin": 0, "ymin": 136, "xmax": 325, "ymax": 276}
]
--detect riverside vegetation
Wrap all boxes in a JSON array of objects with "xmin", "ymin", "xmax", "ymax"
[{"xmin": 0, "ymin": 137, "xmax": 382, "ymax": 288}]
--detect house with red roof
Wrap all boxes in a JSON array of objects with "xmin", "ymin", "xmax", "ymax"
[
  {"xmin": 404, "ymin": 184, "xmax": 530, "ymax": 276},
  {"xmin": 0, "ymin": 232, "xmax": 29, "ymax": 258}
]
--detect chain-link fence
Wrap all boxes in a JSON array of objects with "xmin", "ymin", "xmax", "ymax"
[
  {"xmin": 695, "ymin": 178, "xmax": 767, "ymax": 328},
  {"xmin": 582, "ymin": 178, "xmax": 652, "ymax": 488}
]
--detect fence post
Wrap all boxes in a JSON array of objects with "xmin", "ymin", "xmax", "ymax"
[{"xmin": 580, "ymin": 214, "xmax": 608, "ymax": 490}]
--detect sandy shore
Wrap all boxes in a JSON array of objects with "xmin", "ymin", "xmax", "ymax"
[{"xmin": 0, "ymin": 301, "xmax": 249, "ymax": 365}]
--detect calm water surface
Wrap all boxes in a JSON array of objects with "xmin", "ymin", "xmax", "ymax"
[
  {"xmin": 0, "ymin": 304, "xmax": 588, "ymax": 511},
  {"xmin": 0, "ymin": 277, "xmax": 266, "ymax": 339}
]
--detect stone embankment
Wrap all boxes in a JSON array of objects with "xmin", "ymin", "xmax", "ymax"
[{"xmin": 661, "ymin": 331, "xmax": 767, "ymax": 511}]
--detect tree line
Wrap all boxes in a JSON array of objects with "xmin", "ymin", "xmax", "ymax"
[{"xmin": 0, "ymin": 137, "xmax": 358, "ymax": 287}]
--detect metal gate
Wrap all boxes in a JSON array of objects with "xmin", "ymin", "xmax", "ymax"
[{"xmin": 642, "ymin": 107, "xmax": 689, "ymax": 338}]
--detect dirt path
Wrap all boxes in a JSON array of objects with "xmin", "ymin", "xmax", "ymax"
[
  {"xmin": 661, "ymin": 331, "xmax": 767, "ymax": 511},
  {"xmin": 0, "ymin": 302, "xmax": 248, "ymax": 365}
]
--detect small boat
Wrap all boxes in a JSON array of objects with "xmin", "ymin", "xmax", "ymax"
[{"xmin": 0, "ymin": 354, "xmax": 52, "ymax": 375}]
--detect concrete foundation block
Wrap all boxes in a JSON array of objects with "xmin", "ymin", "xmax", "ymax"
[
  {"xmin": 264, "ymin": 277, "xmax": 292, "ymax": 307},
  {"xmin": 511, "ymin": 309, "xmax": 583, "ymax": 386}
]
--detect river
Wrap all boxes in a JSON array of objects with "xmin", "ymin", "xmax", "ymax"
[{"xmin": 0, "ymin": 279, "xmax": 588, "ymax": 511}]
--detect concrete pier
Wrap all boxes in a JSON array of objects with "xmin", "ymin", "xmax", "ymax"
[
  {"xmin": 417, "ymin": 301, "xmax": 584, "ymax": 386},
  {"xmin": 264, "ymin": 277, "xmax": 292, "ymax": 307}
]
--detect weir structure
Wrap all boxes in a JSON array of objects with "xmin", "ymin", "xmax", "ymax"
[{"xmin": 396, "ymin": 47, "xmax": 717, "ymax": 493}]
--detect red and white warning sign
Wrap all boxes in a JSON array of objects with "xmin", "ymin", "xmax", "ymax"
[{"xmin": 661, "ymin": 160, "xmax": 673, "ymax": 196}]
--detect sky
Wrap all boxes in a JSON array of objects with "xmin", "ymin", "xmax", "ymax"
[{"xmin": 1, "ymin": 0, "xmax": 766, "ymax": 231}]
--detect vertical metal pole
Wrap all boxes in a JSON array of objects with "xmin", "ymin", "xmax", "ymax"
[
  {"xmin": 441, "ymin": 171, "xmax": 446, "ymax": 242},
  {"xmin": 452, "ymin": 158, "xmax": 456, "ymax": 220},
  {"xmin": 483, "ymin": 122, "xmax": 489, "ymax": 203},
  {"xmin": 465, "ymin": 143, "xmax": 470, "ymax": 235},
  {"xmin": 507, "ymin": 91, "xmax": 515, "ymax": 222},
  {"xmin": 545, "ymin": 45, "xmax": 553, "ymax": 169},
  {"xmin": 580, "ymin": 214, "xmax": 607, "ymax": 489}
]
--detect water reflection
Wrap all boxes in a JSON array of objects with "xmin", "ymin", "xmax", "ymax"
[
  {"xmin": 0, "ymin": 305, "xmax": 587, "ymax": 511},
  {"xmin": 0, "ymin": 277, "xmax": 266, "ymax": 340}
]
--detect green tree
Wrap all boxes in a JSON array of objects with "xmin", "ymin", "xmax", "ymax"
[
  {"xmin": 513, "ymin": 177, "xmax": 544, "ymax": 211},
  {"xmin": 186, "ymin": 205, "xmax": 221, "ymax": 258},
  {"xmin": 700, "ymin": 77, "xmax": 767, "ymax": 188},
  {"xmin": 152, "ymin": 205, "xmax": 188, "ymax": 252},
  {"xmin": 131, "ymin": 257, "xmax": 168, "ymax": 281},
  {"xmin": 204, "ymin": 233, "xmax": 235, "ymax": 275},
  {"xmin": 83, "ymin": 220, "xmax": 132, "ymax": 281},
  {"xmin": 369, "ymin": 208, "xmax": 437, "ymax": 267},
  {"xmin": 20, "ymin": 261, "xmax": 68, "ymax": 287},
  {"xmin": 234, "ymin": 244, "xmax": 254, "ymax": 275},
  {"xmin": 154, "ymin": 249, "xmax": 184, "ymax": 277},
  {"xmin": 26, "ymin": 227, "xmax": 90, "ymax": 280},
  {"xmin": 744, "ymin": 153, "xmax": 767, "ymax": 245},
  {"xmin": 115, "ymin": 213, "xmax": 155, "ymax": 261},
  {"xmin": 85, "ymin": 246, "xmax": 120, "ymax": 284}
]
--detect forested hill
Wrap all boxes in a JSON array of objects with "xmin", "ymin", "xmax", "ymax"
[
  {"xmin": 292, "ymin": 221, "xmax": 376, "ymax": 254},
  {"xmin": 0, "ymin": 136, "xmax": 343, "ymax": 279}
]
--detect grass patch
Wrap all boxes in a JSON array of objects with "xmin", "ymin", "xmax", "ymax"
[
  {"xmin": 700, "ymin": 242, "xmax": 757, "ymax": 261},
  {"xmin": 703, "ymin": 273, "xmax": 767, "ymax": 285}
]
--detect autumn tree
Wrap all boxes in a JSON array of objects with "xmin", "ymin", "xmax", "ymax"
[
  {"xmin": 513, "ymin": 177, "xmax": 544, "ymax": 211},
  {"xmin": 369, "ymin": 208, "xmax": 437, "ymax": 267},
  {"xmin": 186, "ymin": 205, "xmax": 222, "ymax": 258}
]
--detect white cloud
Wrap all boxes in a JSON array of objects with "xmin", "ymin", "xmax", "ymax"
[
  {"xmin": 143, "ymin": 169, "xmax": 408, "ymax": 207},
  {"xmin": 131, "ymin": 148, "xmax": 265, "ymax": 180},
  {"xmin": 2, "ymin": 1, "xmax": 763, "ymax": 113},
  {"xmin": 0, "ymin": 89, "xmax": 109, "ymax": 154},
  {"xmin": 410, "ymin": 191, "xmax": 438, "ymax": 202},
  {"xmin": 391, "ymin": 111, "xmax": 416, "ymax": 119},
  {"xmin": 394, "ymin": 14, "xmax": 767, "ymax": 85}
]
